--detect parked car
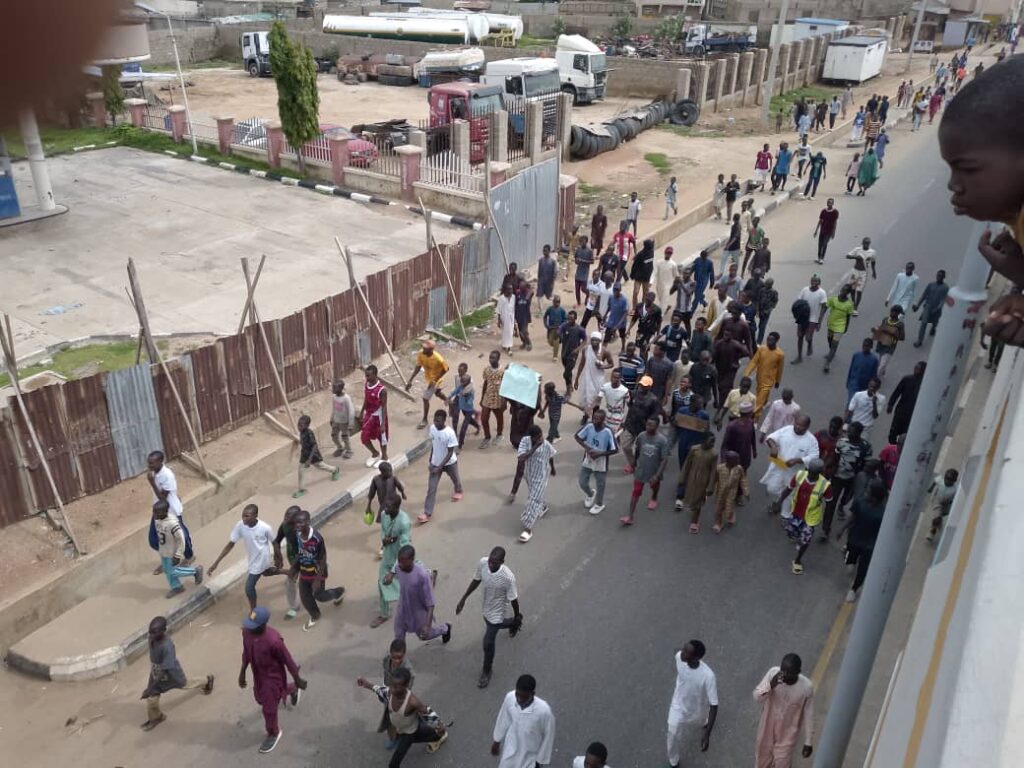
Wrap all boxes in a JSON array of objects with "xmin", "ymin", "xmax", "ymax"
[{"xmin": 321, "ymin": 125, "xmax": 380, "ymax": 168}]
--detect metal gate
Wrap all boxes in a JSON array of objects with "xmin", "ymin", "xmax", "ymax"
[{"xmin": 488, "ymin": 158, "xmax": 559, "ymax": 277}]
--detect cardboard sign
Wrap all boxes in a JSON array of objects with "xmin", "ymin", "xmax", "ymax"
[{"xmin": 498, "ymin": 362, "xmax": 540, "ymax": 407}]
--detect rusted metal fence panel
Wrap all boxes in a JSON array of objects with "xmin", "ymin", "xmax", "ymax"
[
  {"xmin": 560, "ymin": 179, "xmax": 576, "ymax": 249},
  {"xmin": 329, "ymin": 290, "xmax": 359, "ymax": 381},
  {"xmin": 105, "ymin": 364, "xmax": 163, "ymax": 480},
  {"xmin": 191, "ymin": 343, "xmax": 233, "ymax": 441},
  {"xmin": 11, "ymin": 385, "xmax": 79, "ymax": 509},
  {"xmin": 459, "ymin": 227, "xmax": 494, "ymax": 311},
  {"xmin": 389, "ymin": 261, "xmax": 414, "ymax": 349},
  {"xmin": 250, "ymin": 322, "xmax": 284, "ymax": 412},
  {"xmin": 0, "ymin": 410, "xmax": 32, "ymax": 526},
  {"xmin": 304, "ymin": 300, "xmax": 332, "ymax": 391},
  {"xmin": 151, "ymin": 358, "xmax": 199, "ymax": 460},
  {"xmin": 365, "ymin": 271, "xmax": 392, "ymax": 360},
  {"xmin": 280, "ymin": 311, "xmax": 310, "ymax": 400},
  {"xmin": 64, "ymin": 374, "xmax": 120, "ymax": 494},
  {"xmin": 221, "ymin": 332, "xmax": 258, "ymax": 427},
  {"xmin": 410, "ymin": 250, "xmax": 433, "ymax": 333},
  {"xmin": 435, "ymin": 242, "xmax": 464, "ymax": 320}
]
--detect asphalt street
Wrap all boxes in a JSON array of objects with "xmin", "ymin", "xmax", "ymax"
[{"xmin": 0, "ymin": 118, "xmax": 981, "ymax": 768}]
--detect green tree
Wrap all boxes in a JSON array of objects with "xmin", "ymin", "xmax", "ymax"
[
  {"xmin": 101, "ymin": 65, "xmax": 125, "ymax": 125},
  {"xmin": 611, "ymin": 14, "xmax": 633, "ymax": 41},
  {"xmin": 268, "ymin": 21, "xmax": 320, "ymax": 174},
  {"xmin": 655, "ymin": 15, "xmax": 683, "ymax": 44},
  {"xmin": 551, "ymin": 16, "xmax": 568, "ymax": 38}
]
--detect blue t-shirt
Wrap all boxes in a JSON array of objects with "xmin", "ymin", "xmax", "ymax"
[
  {"xmin": 660, "ymin": 323, "xmax": 688, "ymax": 362},
  {"xmin": 775, "ymin": 149, "xmax": 793, "ymax": 174},
  {"xmin": 576, "ymin": 423, "xmax": 618, "ymax": 472},
  {"xmin": 543, "ymin": 305, "xmax": 567, "ymax": 330},
  {"xmin": 606, "ymin": 295, "xmax": 629, "ymax": 329},
  {"xmin": 846, "ymin": 351, "xmax": 880, "ymax": 393}
]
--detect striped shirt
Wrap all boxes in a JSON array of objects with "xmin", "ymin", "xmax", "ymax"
[{"xmin": 474, "ymin": 557, "xmax": 518, "ymax": 624}]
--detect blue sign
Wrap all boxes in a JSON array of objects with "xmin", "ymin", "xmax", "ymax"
[{"xmin": 0, "ymin": 172, "xmax": 20, "ymax": 220}]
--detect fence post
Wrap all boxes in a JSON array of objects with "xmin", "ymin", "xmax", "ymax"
[
  {"xmin": 265, "ymin": 121, "xmax": 283, "ymax": 168},
  {"xmin": 489, "ymin": 111, "xmax": 508, "ymax": 163},
  {"xmin": 168, "ymin": 105, "xmax": 187, "ymax": 143},
  {"xmin": 726, "ymin": 52, "xmax": 740, "ymax": 100},
  {"xmin": 738, "ymin": 51, "xmax": 755, "ymax": 106},
  {"xmin": 86, "ymin": 92, "xmax": 106, "ymax": 127},
  {"xmin": 712, "ymin": 60, "xmax": 727, "ymax": 112},
  {"xmin": 778, "ymin": 44, "xmax": 792, "ymax": 94},
  {"xmin": 674, "ymin": 68, "xmax": 692, "ymax": 102},
  {"xmin": 408, "ymin": 129, "xmax": 427, "ymax": 151},
  {"xmin": 215, "ymin": 117, "xmax": 234, "ymax": 155},
  {"xmin": 395, "ymin": 144, "xmax": 423, "ymax": 203},
  {"xmin": 557, "ymin": 93, "xmax": 573, "ymax": 162},
  {"xmin": 451, "ymin": 119, "xmax": 471, "ymax": 169},
  {"xmin": 489, "ymin": 160, "xmax": 510, "ymax": 188},
  {"xmin": 753, "ymin": 48, "xmax": 768, "ymax": 105},
  {"xmin": 693, "ymin": 61, "xmax": 711, "ymax": 107},
  {"xmin": 526, "ymin": 101, "xmax": 543, "ymax": 163},
  {"xmin": 125, "ymin": 98, "xmax": 147, "ymax": 128},
  {"xmin": 329, "ymin": 135, "xmax": 350, "ymax": 185}
]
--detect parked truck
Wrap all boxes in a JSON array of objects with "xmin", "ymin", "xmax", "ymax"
[
  {"xmin": 681, "ymin": 23, "xmax": 757, "ymax": 56},
  {"xmin": 555, "ymin": 34, "xmax": 607, "ymax": 105},
  {"xmin": 479, "ymin": 58, "xmax": 561, "ymax": 142},
  {"xmin": 242, "ymin": 31, "xmax": 271, "ymax": 77}
]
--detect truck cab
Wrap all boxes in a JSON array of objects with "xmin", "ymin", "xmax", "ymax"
[
  {"xmin": 427, "ymin": 82, "xmax": 504, "ymax": 163},
  {"xmin": 480, "ymin": 58, "xmax": 561, "ymax": 105},
  {"xmin": 242, "ymin": 31, "xmax": 271, "ymax": 77},
  {"xmin": 554, "ymin": 35, "xmax": 607, "ymax": 105}
]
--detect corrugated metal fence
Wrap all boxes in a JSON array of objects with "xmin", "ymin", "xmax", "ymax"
[{"xmin": 0, "ymin": 186, "xmax": 573, "ymax": 524}]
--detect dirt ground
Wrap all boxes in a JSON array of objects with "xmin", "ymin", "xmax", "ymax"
[{"xmin": 177, "ymin": 50, "xmax": 938, "ymax": 237}]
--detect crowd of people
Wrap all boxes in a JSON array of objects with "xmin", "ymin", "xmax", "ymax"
[{"xmin": 131, "ymin": 47, "xmax": 1024, "ymax": 768}]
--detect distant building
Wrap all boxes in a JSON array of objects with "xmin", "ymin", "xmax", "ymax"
[
  {"xmin": 708, "ymin": 0, "xmax": 913, "ymax": 28},
  {"xmin": 633, "ymin": 0, "xmax": 706, "ymax": 17}
]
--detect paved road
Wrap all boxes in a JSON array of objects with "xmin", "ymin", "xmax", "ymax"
[{"xmin": 0, "ymin": 120, "xmax": 980, "ymax": 768}]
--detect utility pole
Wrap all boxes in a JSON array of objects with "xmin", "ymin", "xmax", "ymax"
[
  {"xmin": 812, "ymin": 221, "xmax": 992, "ymax": 767},
  {"xmin": 904, "ymin": 0, "xmax": 927, "ymax": 73},
  {"xmin": 762, "ymin": 0, "xmax": 792, "ymax": 123}
]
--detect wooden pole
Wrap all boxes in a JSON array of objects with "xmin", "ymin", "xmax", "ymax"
[
  {"xmin": 128, "ymin": 265, "xmax": 221, "ymax": 485},
  {"xmin": 333, "ymin": 237, "xmax": 411, "ymax": 388},
  {"xmin": 418, "ymin": 195, "xmax": 470, "ymax": 346},
  {"xmin": 0, "ymin": 315, "xmax": 85, "ymax": 556},
  {"xmin": 489, "ymin": 199, "xmax": 512, "ymax": 273},
  {"xmin": 127, "ymin": 258, "xmax": 160, "ymax": 363},
  {"xmin": 246, "ymin": 295, "xmax": 300, "ymax": 443},
  {"xmin": 237, "ymin": 254, "xmax": 266, "ymax": 335}
]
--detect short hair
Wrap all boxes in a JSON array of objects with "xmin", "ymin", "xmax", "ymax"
[
  {"xmin": 378, "ymin": 461, "xmax": 393, "ymax": 473},
  {"xmin": 942, "ymin": 56, "xmax": 1024, "ymax": 150},
  {"xmin": 782, "ymin": 652, "xmax": 803, "ymax": 671},
  {"xmin": 515, "ymin": 674, "xmax": 537, "ymax": 693},
  {"xmin": 148, "ymin": 450, "xmax": 165, "ymax": 462},
  {"xmin": 398, "ymin": 544, "xmax": 415, "ymax": 560},
  {"xmin": 243, "ymin": 503, "xmax": 259, "ymax": 515},
  {"xmin": 688, "ymin": 639, "xmax": 707, "ymax": 659},
  {"xmin": 149, "ymin": 616, "xmax": 168, "ymax": 633},
  {"xmin": 365, "ymin": 364, "xmax": 378, "ymax": 375},
  {"xmin": 586, "ymin": 742, "xmax": 609, "ymax": 761},
  {"xmin": 389, "ymin": 638, "xmax": 407, "ymax": 654},
  {"xmin": 391, "ymin": 667, "xmax": 412, "ymax": 686},
  {"xmin": 153, "ymin": 499, "xmax": 169, "ymax": 512},
  {"xmin": 768, "ymin": 331, "xmax": 780, "ymax": 341},
  {"xmin": 528, "ymin": 424, "xmax": 543, "ymax": 439},
  {"xmin": 433, "ymin": 409, "xmax": 448, "ymax": 420}
]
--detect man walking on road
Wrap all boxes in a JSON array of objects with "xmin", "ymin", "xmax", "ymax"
[
  {"xmin": 289, "ymin": 510, "xmax": 345, "ymax": 632},
  {"xmin": 456, "ymin": 547, "xmax": 523, "ymax": 689},
  {"xmin": 793, "ymin": 275, "xmax": 827, "ymax": 363},
  {"xmin": 575, "ymin": 409, "xmax": 619, "ymax": 516},
  {"xmin": 846, "ymin": 338, "xmax": 880, "ymax": 406},
  {"xmin": 812, "ymin": 198, "xmax": 839, "ymax": 264},
  {"xmin": 753, "ymin": 654, "xmax": 815, "ymax": 767},
  {"xmin": 761, "ymin": 414, "xmax": 818, "ymax": 503},
  {"xmin": 744, "ymin": 332, "xmax": 784, "ymax": 418},
  {"xmin": 360, "ymin": 364, "xmax": 390, "ymax": 468},
  {"xmin": 886, "ymin": 262, "xmax": 919, "ymax": 314},
  {"xmin": 406, "ymin": 341, "xmax": 449, "ymax": 429},
  {"xmin": 665, "ymin": 639, "xmax": 718, "ymax": 768},
  {"xmin": 491, "ymin": 674, "xmax": 555, "ymax": 768},
  {"xmin": 420, "ymin": 409, "xmax": 464, "ymax": 524},
  {"xmin": 573, "ymin": 742, "xmax": 611, "ymax": 768},
  {"xmin": 140, "ymin": 615, "xmax": 213, "ymax": 731},
  {"xmin": 386, "ymin": 545, "xmax": 452, "ymax": 645},
  {"xmin": 147, "ymin": 450, "xmax": 193, "ymax": 572},
  {"xmin": 239, "ymin": 607, "xmax": 307, "ymax": 754},
  {"xmin": 208, "ymin": 504, "xmax": 282, "ymax": 613},
  {"xmin": 913, "ymin": 269, "xmax": 949, "ymax": 346},
  {"xmin": 774, "ymin": 458, "xmax": 832, "ymax": 574}
]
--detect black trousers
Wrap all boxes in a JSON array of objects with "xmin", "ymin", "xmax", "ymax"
[
  {"xmin": 482, "ymin": 617, "xmax": 518, "ymax": 673},
  {"xmin": 816, "ymin": 231, "xmax": 832, "ymax": 261},
  {"xmin": 390, "ymin": 722, "xmax": 439, "ymax": 768},
  {"xmin": 298, "ymin": 578, "xmax": 343, "ymax": 621},
  {"xmin": 846, "ymin": 545, "xmax": 874, "ymax": 591},
  {"xmin": 823, "ymin": 476, "xmax": 855, "ymax": 534}
]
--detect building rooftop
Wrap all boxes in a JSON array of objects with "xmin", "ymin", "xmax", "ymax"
[{"xmin": 829, "ymin": 35, "xmax": 889, "ymax": 46}]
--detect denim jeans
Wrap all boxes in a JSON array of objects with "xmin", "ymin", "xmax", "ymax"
[
  {"xmin": 482, "ymin": 617, "xmax": 518, "ymax": 673},
  {"xmin": 578, "ymin": 466, "xmax": 607, "ymax": 505},
  {"xmin": 161, "ymin": 556, "xmax": 197, "ymax": 590}
]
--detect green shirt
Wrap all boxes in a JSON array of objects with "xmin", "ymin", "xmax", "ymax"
[{"xmin": 825, "ymin": 296, "xmax": 856, "ymax": 334}]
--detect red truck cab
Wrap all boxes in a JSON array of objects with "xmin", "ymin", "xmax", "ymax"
[{"xmin": 427, "ymin": 82, "xmax": 503, "ymax": 163}]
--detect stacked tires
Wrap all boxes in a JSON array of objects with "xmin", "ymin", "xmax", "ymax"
[
  {"xmin": 377, "ymin": 64, "xmax": 416, "ymax": 86},
  {"xmin": 568, "ymin": 98, "xmax": 700, "ymax": 161}
]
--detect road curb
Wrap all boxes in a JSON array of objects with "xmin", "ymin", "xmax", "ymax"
[{"xmin": 4, "ymin": 439, "xmax": 429, "ymax": 682}]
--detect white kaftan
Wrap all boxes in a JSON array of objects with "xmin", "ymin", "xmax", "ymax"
[
  {"xmin": 493, "ymin": 691, "xmax": 556, "ymax": 768},
  {"xmin": 497, "ymin": 294, "xmax": 516, "ymax": 348},
  {"xmin": 759, "ymin": 425, "xmax": 819, "ymax": 499}
]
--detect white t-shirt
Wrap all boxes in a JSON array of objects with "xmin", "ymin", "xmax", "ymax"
[
  {"xmin": 798, "ymin": 286, "xmax": 828, "ymax": 322},
  {"xmin": 429, "ymin": 424, "xmax": 459, "ymax": 467},
  {"xmin": 668, "ymin": 655, "xmax": 719, "ymax": 725},
  {"xmin": 847, "ymin": 246, "xmax": 876, "ymax": 271},
  {"xmin": 847, "ymin": 391, "xmax": 886, "ymax": 433},
  {"xmin": 627, "ymin": 199, "xmax": 642, "ymax": 220},
  {"xmin": 474, "ymin": 557, "xmax": 518, "ymax": 624},
  {"xmin": 153, "ymin": 466, "xmax": 183, "ymax": 516},
  {"xmin": 229, "ymin": 519, "xmax": 274, "ymax": 575},
  {"xmin": 574, "ymin": 759, "xmax": 613, "ymax": 768},
  {"xmin": 599, "ymin": 382, "xmax": 629, "ymax": 430}
]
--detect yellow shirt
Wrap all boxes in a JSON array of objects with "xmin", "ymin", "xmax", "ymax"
[
  {"xmin": 722, "ymin": 388, "xmax": 757, "ymax": 418},
  {"xmin": 745, "ymin": 345, "xmax": 785, "ymax": 387},
  {"xmin": 416, "ymin": 351, "xmax": 448, "ymax": 386}
]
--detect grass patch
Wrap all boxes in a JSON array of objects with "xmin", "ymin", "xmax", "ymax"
[
  {"xmin": 517, "ymin": 35, "xmax": 554, "ymax": 48},
  {"xmin": 0, "ymin": 341, "xmax": 169, "ymax": 388},
  {"xmin": 442, "ymin": 305, "xmax": 495, "ymax": 342},
  {"xmin": 1, "ymin": 125, "xmax": 119, "ymax": 158},
  {"xmin": 576, "ymin": 181, "xmax": 608, "ymax": 208},
  {"xmin": 769, "ymin": 85, "xmax": 838, "ymax": 117},
  {"xmin": 149, "ymin": 58, "xmax": 241, "ymax": 72},
  {"xmin": 644, "ymin": 152, "xmax": 672, "ymax": 174},
  {"xmin": 657, "ymin": 124, "xmax": 727, "ymax": 139}
]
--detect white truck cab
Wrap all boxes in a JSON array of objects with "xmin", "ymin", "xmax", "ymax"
[
  {"xmin": 242, "ymin": 31, "xmax": 271, "ymax": 77},
  {"xmin": 480, "ymin": 57, "xmax": 561, "ymax": 103},
  {"xmin": 555, "ymin": 34, "xmax": 607, "ymax": 104}
]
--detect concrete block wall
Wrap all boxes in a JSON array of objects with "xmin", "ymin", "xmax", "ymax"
[{"xmin": 147, "ymin": 25, "xmax": 221, "ymax": 66}]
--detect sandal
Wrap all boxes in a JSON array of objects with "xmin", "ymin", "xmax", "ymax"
[
  {"xmin": 689, "ymin": 523, "xmax": 700, "ymax": 534},
  {"xmin": 370, "ymin": 615, "xmax": 389, "ymax": 628},
  {"xmin": 792, "ymin": 561, "xmax": 804, "ymax": 575},
  {"xmin": 518, "ymin": 530, "xmax": 532, "ymax": 543},
  {"xmin": 619, "ymin": 516, "xmax": 634, "ymax": 526},
  {"xmin": 712, "ymin": 524, "xmax": 722, "ymax": 534},
  {"xmin": 646, "ymin": 499, "xmax": 658, "ymax": 510},
  {"xmin": 426, "ymin": 731, "xmax": 448, "ymax": 753},
  {"xmin": 416, "ymin": 514, "xmax": 430, "ymax": 524}
]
